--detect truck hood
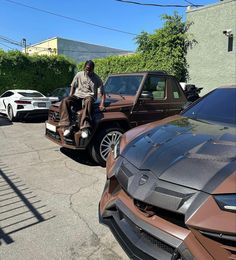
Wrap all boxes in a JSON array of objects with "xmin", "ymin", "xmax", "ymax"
[
  {"xmin": 51, "ymin": 95, "xmax": 134, "ymax": 110},
  {"xmin": 95, "ymin": 95, "xmax": 134, "ymax": 109},
  {"xmin": 121, "ymin": 117, "xmax": 236, "ymax": 192}
]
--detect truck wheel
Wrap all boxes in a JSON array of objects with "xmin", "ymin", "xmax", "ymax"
[
  {"xmin": 91, "ymin": 127, "xmax": 124, "ymax": 167},
  {"xmin": 7, "ymin": 105, "xmax": 15, "ymax": 121}
]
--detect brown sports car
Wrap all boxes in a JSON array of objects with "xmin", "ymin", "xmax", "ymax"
[{"xmin": 99, "ymin": 85, "xmax": 236, "ymax": 260}]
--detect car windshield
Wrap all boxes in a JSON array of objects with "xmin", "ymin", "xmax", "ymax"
[
  {"xmin": 50, "ymin": 87, "xmax": 70, "ymax": 98},
  {"xmin": 182, "ymin": 88, "xmax": 236, "ymax": 126},
  {"xmin": 104, "ymin": 75, "xmax": 143, "ymax": 96},
  {"xmin": 18, "ymin": 92, "xmax": 44, "ymax": 97}
]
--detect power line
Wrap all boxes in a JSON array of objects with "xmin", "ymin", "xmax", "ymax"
[
  {"xmin": 3, "ymin": 0, "xmax": 137, "ymax": 36},
  {"xmin": 0, "ymin": 42, "xmax": 14, "ymax": 49},
  {"xmin": 116, "ymin": 0, "xmax": 203, "ymax": 7},
  {"xmin": 183, "ymin": 0, "xmax": 198, "ymax": 6},
  {"xmin": 0, "ymin": 35, "xmax": 22, "ymax": 47}
]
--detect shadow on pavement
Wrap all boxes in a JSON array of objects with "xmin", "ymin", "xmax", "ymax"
[
  {"xmin": 0, "ymin": 162, "xmax": 55, "ymax": 245},
  {"xmin": 60, "ymin": 147, "xmax": 100, "ymax": 167},
  {"xmin": 0, "ymin": 114, "xmax": 47, "ymax": 125},
  {"xmin": 21, "ymin": 116, "xmax": 48, "ymax": 124},
  {"xmin": 0, "ymin": 115, "xmax": 12, "ymax": 126}
]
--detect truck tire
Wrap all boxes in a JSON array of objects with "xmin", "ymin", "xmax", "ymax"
[{"xmin": 90, "ymin": 127, "xmax": 124, "ymax": 167}]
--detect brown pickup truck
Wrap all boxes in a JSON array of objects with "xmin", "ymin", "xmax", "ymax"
[{"xmin": 45, "ymin": 71, "xmax": 187, "ymax": 166}]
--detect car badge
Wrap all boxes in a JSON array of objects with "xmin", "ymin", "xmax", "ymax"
[
  {"xmin": 139, "ymin": 175, "xmax": 149, "ymax": 185},
  {"xmin": 52, "ymin": 112, "xmax": 57, "ymax": 120}
]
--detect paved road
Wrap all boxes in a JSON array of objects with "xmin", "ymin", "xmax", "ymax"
[{"xmin": 0, "ymin": 116, "xmax": 128, "ymax": 260}]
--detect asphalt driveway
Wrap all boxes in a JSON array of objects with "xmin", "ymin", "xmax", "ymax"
[{"xmin": 0, "ymin": 115, "xmax": 128, "ymax": 260}]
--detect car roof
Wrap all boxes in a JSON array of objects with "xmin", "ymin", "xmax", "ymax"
[
  {"xmin": 12, "ymin": 89, "xmax": 41, "ymax": 93},
  {"xmin": 218, "ymin": 84, "xmax": 236, "ymax": 89},
  {"xmin": 109, "ymin": 71, "xmax": 168, "ymax": 76}
]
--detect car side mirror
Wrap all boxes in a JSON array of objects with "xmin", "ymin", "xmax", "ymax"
[{"xmin": 140, "ymin": 91, "xmax": 153, "ymax": 100}]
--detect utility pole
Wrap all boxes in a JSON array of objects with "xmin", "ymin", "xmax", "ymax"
[{"xmin": 22, "ymin": 38, "xmax": 27, "ymax": 54}]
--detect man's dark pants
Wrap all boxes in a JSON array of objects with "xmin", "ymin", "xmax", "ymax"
[{"xmin": 59, "ymin": 95, "xmax": 94, "ymax": 130}]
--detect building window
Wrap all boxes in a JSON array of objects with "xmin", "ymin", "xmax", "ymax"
[{"xmin": 228, "ymin": 35, "xmax": 233, "ymax": 52}]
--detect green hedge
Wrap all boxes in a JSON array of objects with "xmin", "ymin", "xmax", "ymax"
[
  {"xmin": 0, "ymin": 50, "xmax": 76, "ymax": 95},
  {"xmin": 77, "ymin": 54, "xmax": 146, "ymax": 82},
  {"xmin": 77, "ymin": 51, "xmax": 185, "ymax": 84}
]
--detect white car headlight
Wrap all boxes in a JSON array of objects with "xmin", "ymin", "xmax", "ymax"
[{"xmin": 214, "ymin": 194, "xmax": 236, "ymax": 213}]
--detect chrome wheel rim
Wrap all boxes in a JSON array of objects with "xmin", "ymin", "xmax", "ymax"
[{"xmin": 100, "ymin": 131, "xmax": 123, "ymax": 162}]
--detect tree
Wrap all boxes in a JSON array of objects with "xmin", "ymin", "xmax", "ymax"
[{"xmin": 135, "ymin": 12, "xmax": 193, "ymax": 81}]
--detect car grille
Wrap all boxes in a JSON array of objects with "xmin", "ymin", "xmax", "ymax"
[
  {"xmin": 46, "ymin": 129, "xmax": 61, "ymax": 142},
  {"xmin": 46, "ymin": 129, "xmax": 76, "ymax": 146},
  {"xmin": 122, "ymin": 211, "xmax": 178, "ymax": 254},
  {"xmin": 103, "ymin": 204, "xmax": 184, "ymax": 260},
  {"xmin": 63, "ymin": 136, "xmax": 75, "ymax": 145},
  {"xmin": 134, "ymin": 199, "xmax": 186, "ymax": 228},
  {"xmin": 48, "ymin": 110, "xmax": 60, "ymax": 122},
  {"xmin": 200, "ymin": 230, "xmax": 236, "ymax": 247}
]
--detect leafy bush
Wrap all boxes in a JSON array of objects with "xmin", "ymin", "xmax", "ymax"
[{"xmin": 0, "ymin": 50, "xmax": 76, "ymax": 95}]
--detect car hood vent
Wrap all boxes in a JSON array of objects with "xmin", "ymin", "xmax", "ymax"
[{"xmin": 122, "ymin": 118, "xmax": 236, "ymax": 193}]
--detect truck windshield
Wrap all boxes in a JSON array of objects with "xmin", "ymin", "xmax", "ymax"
[{"xmin": 104, "ymin": 75, "xmax": 143, "ymax": 96}]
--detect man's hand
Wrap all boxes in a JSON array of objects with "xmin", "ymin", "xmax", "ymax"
[
  {"xmin": 99, "ymin": 105, "xmax": 106, "ymax": 112},
  {"xmin": 99, "ymin": 92, "xmax": 106, "ymax": 111}
]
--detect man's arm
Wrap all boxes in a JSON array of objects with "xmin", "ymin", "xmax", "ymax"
[
  {"xmin": 99, "ymin": 92, "xmax": 106, "ymax": 110},
  {"xmin": 98, "ymin": 77, "xmax": 106, "ymax": 111},
  {"xmin": 69, "ymin": 85, "xmax": 75, "ymax": 96},
  {"xmin": 70, "ymin": 73, "xmax": 78, "ymax": 96}
]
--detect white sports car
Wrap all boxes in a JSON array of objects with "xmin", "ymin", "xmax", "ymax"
[{"xmin": 0, "ymin": 89, "xmax": 55, "ymax": 121}]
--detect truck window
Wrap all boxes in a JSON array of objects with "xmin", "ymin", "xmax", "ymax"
[
  {"xmin": 104, "ymin": 75, "xmax": 143, "ymax": 96},
  {"xmin": 171, "ymin": 80, "xmax": 182, "ymax": 99},
  {"xmin": 142, "ymin": 76, "xmax": 166, "ymax": 100}
]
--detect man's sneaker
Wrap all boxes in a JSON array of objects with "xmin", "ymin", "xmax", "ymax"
[
  {"xmin": 63, "ymin": 129, "xmax": 70, "ymax": 137},
  {"xmin": 81, "ymin": 128, "xmax": 89, "ymax": 138},
  {"xmin": 63, "ymin": 127, "xmax": 72, "ymax": 137}
]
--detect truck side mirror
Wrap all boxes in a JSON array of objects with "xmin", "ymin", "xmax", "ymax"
[{"xmin": 140, "ymin": 91, "xmax": 153, "ymax": 100}]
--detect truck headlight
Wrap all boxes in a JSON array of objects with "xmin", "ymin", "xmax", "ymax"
[{"xmin": 214, "ymin": 194, "xmax": 236, "ymax": 213}]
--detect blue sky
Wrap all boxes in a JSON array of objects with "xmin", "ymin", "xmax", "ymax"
[{"xmin": 0, "ymin": 0, "xmax": 217, "ymax": 52}]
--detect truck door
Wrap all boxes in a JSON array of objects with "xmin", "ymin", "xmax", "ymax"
[
  {"xmin": 165, "ymin": 78, "xmax": 187, "ymax": 117},
  {"xmin": 130, "ymin": 75, "xmax": 169, "ymax": 126}
]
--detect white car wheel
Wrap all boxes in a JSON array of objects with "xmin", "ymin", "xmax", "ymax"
[{"xmin": 7, "ymin": 105, "xmax": 15, "ymax": 121}]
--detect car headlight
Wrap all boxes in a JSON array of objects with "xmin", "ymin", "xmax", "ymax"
[
  {"xmin": 214, "ymin": 194, "xmax": 236, "ymax": 213},
  {"xmin": 113, "ymin": 139, "xmax": 120, "ymax": 159}
]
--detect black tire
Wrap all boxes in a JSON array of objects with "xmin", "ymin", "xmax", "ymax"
[
  {"xmin": 90, "ymin": 127, "xmax": 124, "ymax": 167},
  {"xmin": 7, "ymin": 104, "xmax": 15, "ymax": 121}
]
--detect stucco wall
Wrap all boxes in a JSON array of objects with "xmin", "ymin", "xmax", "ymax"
[
  {"xmin": 57, "ymin": 38, "xmax": 131, "ymax": 63},
  {"xmin": 186, "ymin": 0, "xmax": 236, "ymax": 94},
  {"xmin": 26, "ymin": 37, "xmax": 131, "ymax": 64}
]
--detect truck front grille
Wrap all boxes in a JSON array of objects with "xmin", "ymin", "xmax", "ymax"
[{"xmin": 48, "ymin": 110, "xmax": 60, "ymax": 122}]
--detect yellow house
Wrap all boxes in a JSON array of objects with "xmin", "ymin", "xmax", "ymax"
[
  {"xmin": 26, "ymin": 37, "xmax": 132, "ymax": 63},
  {"xmin": 27, "ymin": 37, "xmax": 58, "ymax": 55}
]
